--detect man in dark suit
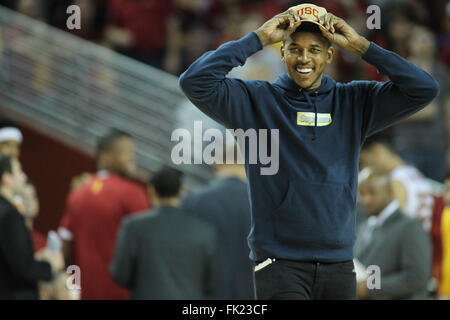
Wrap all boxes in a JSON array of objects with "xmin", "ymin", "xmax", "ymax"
[
  {"xmin": 181, "ymin": 144, "xmax": 254, "ymax": 299},
  {"xmin": 110, "ymin": 167, "xmax": 218, "ymax": 299},
  {"xmin": 0, "ymin": 155, "xmax": 64, "ymax": 299},
  {"xmin": 355, "ymin": 167, "xmax": 432, "ymax": 299}
]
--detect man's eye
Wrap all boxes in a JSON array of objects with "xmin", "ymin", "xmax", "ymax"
[
  {"xmin": 311, "ymin": 49, "xmax": 320, "ymax": 53},
  {"xmin": 289, "ymin": 48, "xmax": 300, "ymax": 53}
]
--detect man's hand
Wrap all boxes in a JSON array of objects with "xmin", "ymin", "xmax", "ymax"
[
  {"xmin": 318, "ymin": 13, "xmax": 370, "ymax": 56},
  {"xmin": 36, "ymin": 249, "xmax": 65, "ymax": 273},
  {"xmin": 254, "ymin": 9, "xmax": 302, "ymax": 47}
]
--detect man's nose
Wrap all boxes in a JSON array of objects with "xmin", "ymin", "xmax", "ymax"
[{"xmin": 297, "ymin": 49, "xmax": 311, "ymax": 63}]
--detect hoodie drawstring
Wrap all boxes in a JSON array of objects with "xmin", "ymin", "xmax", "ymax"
[{"xmin": 301, "ymin": 90, "xmax": 318, "ymax": 140}]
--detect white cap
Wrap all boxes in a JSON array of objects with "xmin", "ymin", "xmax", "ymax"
[
  {"xmin": 0, "ymin": 127, "xmax": 22, "ymax": 143},
  {"xmin": 288, "ymin": 3, "xmax": 327, "ymax": 28}
]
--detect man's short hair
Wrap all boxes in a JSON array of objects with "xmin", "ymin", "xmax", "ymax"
[
  {"xmin": 96, "ymin": 129, "xmax": 132, "ymax": 157},
  {"xmin": 0, "ymin": 155, "xmax": 13, "ymax": 180},
  {"xmin": 0, "ymin": 117, "xmax": 20, "ymax": 130},
  {"xmin": 150, "ymin": 167, "xmax": 183, "ymax": 198},
  {"xmin": 289, "ymin": 22, "xmax": 331, "ymax": 48}
]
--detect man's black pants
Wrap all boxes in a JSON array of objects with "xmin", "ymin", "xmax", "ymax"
[{"xmin": 254, "ymin": 259, "xmax": 356, "ymax": 300}]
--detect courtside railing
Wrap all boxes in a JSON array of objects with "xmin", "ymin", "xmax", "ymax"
[{"xmin": 0, "ymin": 6, "xmax": 213, "ymax": 187}]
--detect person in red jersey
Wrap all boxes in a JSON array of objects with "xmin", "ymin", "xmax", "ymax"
[{"xmin": 58, "ymin": 129, "xmax": 150, "ymax": 300}]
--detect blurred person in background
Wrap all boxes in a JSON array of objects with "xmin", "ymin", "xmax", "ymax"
[
  {"xmin": 227, "ymin": 11, "xmax": 285, "ymax": 82},
  {"xmin": 164, "ymin": 0, "xmax": 287, "ymax": 76},
  {"xmin": 355, "ymin": 167, "xmax": 432, "ymax": 299},
  {"xmin": 110, "ymin": 167, "xmax": 218, "ymax": 299},
  {"xmin": 391, "ymin": 25, "xmax": 449, "ymax": 183},
  {"xmin": 383, "ymin": 7, "xmax": 415, "ymax": 59},
  {"xmin": 19, "ymin": 179, "xmax": 78, "ymax": 300},
  {"xmin": 0, "ymin": 155, "xmax": 64, "ymax": 299},
  {"xmin": 361, "ymin": 132, "xmax": 447, "ymax": 297},
  {"xmin": 0, "ymin": 119, "xmax": 47, "ymax": 246},
  {"xmin": 58, "ymin": 129, "xmax": 149, "ymax": 300},
  {"xmin": 103, "ymin": 0, "xmax": 173, "ymax": 68},
  {"xmin": 0, "ymin": 117, "xmax": 22, "ymax": 159},
  {"xmin": 436, "ymin": 172, "xmax": 450, "ymax": 299},
  {"xmin": 374, "ymin": 1, "xmax": 434, "ymax": 58},
  {"xmin": 69, "ymin": 172, "xmax": 93, "ymax": 191},
  {"xmin": 0, "ymin": 118, "xmax": 73, "ymax": 299},
  {"xmin": 181, "ymin": 143, "xmax": 254, "ymax": 300},
  {"xmin": 163, "ymin": 0, "xmax": 212, "ymax": 75},
  {"xmin": 360, "ymin": 133, "xmax": 438, "ymax": 232},
  {"xmin": 20, "ymin": 179, "xmax": 46, "ymax": 253},
  {"xmin": 0, "ymin": 118, "xmax": 44, "ymax": 249},
  {"xmin": 439, "ymin": 2, "xmax": 450, "ymax": 69}
]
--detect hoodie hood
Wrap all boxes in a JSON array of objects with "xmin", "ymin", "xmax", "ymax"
[{"xmin": 273, "ymin": 73, "xmax": 336, "ymax": 140}]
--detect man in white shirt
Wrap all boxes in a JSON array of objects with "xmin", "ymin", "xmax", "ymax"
[{"xmin": 355, "ymin": 167, "xmax": 432, "ymax": 299}]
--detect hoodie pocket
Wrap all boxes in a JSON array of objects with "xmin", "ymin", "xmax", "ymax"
[{"xmin": 271, "ymin": 180, "xmax": 355, "ymax": 250}]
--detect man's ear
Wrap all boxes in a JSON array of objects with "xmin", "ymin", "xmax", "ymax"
[
  {"xmin": 326, "ymin": 46, "xmax": 335, "ymax": 64},
  {"xmin": 280, "ymin": 43, "xmax": 285, "ymax": 62}
]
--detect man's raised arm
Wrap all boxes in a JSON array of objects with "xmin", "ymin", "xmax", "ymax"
[
  {"xmin": 317, "ymin": 13, "xmax": 439, "ymax": 137},
  {"xmin": 178, "ymin": 9, "xmax": 302, "ymax": 127}
]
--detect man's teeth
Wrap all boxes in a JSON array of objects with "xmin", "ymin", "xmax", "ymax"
[{"xmin": 297, "ymin": 67, "xmax": 313, "ymax": 73}]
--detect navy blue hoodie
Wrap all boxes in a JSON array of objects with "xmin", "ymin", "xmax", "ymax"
[{"xmin": 179, "ymin": 32, "xmax": 439, "ymax": 262}]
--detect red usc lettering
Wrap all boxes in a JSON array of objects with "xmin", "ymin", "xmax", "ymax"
[{"xmin": 296, "ymin": 7, "xmax": 319, "ymax": 19}]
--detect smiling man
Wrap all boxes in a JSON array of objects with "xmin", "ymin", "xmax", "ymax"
[
  {"xmin": 280, "ymin": 22, "xmax": 333, "ymax": 91},
  {"xmin": 179, "ymin": 3, "xmax": 439, "ymax": 300}
]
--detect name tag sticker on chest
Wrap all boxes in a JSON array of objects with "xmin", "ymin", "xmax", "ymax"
[{"xmin": 297, "ymin": 112, "xmax": 332, "ymax": 126}]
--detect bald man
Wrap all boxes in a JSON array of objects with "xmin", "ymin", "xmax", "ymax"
[{"xmin": 355, "ymin": 168, "xmax": 432, "ymax": 299}]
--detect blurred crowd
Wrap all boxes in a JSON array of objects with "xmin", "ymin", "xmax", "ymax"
[
  {"xmin": 0, "ymin": 0, "xmax": 449, "ymax": 301},
  {"xmin": 1, "ymin": 0, "xmax": 449, "ymax": 180},
  {"xmin": 0, "ymin": 119, "xmax": 254, "ymax": 300},
  {"xmin": 0, "ymin": 0, "xmax": 448, "ymax": 79}
]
